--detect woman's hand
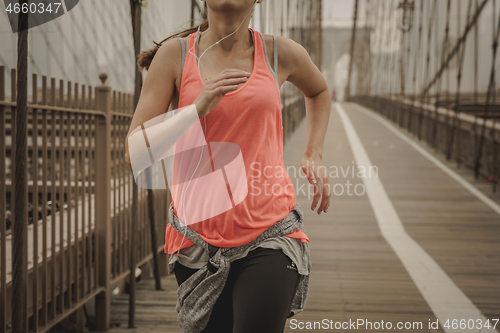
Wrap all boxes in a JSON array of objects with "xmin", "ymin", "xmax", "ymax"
[
  {"xmin": 193, "ymin": 69, "xmax": 251, "ymax": 118},
  {"xmin": 301, "ymin": 152, "xmax": 330, "ymax": 214}
]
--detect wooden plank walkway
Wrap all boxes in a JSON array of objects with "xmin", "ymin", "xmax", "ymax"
[
  {"xmin": 109, "ymin": 276, "xmax": 179, "ymax": 332},
  {"xmin": 109, "ymin": 102, "xmax": 500, "ymax": 332}
]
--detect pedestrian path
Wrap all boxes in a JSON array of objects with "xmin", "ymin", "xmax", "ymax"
[{"xmin": 109, "ymin": 102, "xmax": 500, "ymax": 333}]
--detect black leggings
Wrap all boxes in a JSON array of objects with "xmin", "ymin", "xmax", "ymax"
[{"xmin": 173, "ymin": 247, "xmax": 301, "ymax": 333}]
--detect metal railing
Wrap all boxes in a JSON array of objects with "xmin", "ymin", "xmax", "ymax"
[
  {"xmin": 0, "ymin": 67, "xmax": 169, "ymax": 333},
  {"xmin": 351, "ymin": 94, "xmax": 500, "ymax": 187}
]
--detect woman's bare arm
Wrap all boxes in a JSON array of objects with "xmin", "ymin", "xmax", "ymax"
[
  {"xmin": 125, "ymin": 38, "xmax": 182, "ymax": 172},
  {"xmin": 279, "ymin": 36, "xmax": 332, "ymax": 214}
]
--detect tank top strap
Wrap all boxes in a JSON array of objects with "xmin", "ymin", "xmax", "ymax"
[
  {"xmin": 179, "ymin": 38, "xmax": 187, "ymax": 80},
  {"xmin": 255, "ymin": 30, "xmax": 279, "ymax": 91},
  {"xmin": 177, "ymin": 33, "xmax": 197, "ymax": 97},
  {"xmin": 188, "ymin": 31, "xmax": 197, "ymax": 58}
]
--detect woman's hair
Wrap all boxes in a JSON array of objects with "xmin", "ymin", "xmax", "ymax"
[{"xmin": 137, "ymin": 19, "xmax": 209, "ymax": 71}]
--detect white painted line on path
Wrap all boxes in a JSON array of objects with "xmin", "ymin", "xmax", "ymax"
[{"xmin": 336, "ymin": 102, "xmax": 498, "ymax": 333}]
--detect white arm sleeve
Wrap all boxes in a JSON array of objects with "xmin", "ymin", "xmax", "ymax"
[{"xmin": 127, "ymin": 104, "xmax": 200, "ymax": 180}]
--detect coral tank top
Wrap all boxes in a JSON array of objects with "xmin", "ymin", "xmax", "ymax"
[{"xmin": 164, "ymin": 27, "xmax": 309, "ymax": 254}]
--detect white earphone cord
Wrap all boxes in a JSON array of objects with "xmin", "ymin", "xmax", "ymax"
[{"xmin": 175, "ymin": 1, "xmax": 257, "ymax": 260}]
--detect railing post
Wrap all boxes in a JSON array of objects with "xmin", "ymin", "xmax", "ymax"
[{"xmin": 94, "ymin": 73, "xmax": 112, "ymax": 332}]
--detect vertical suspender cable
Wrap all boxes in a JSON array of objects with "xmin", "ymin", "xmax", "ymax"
[
  {"xmin": 448, "ymin": 0, "xmax": 473, "ymax": 164},
  {"xmin": 129, "ymin": 0, "xmax": 142, "ymax": 328},
  {"xmin": 384, "ymin": 0, "xmax": 395, "ymax": 116},
  {"xmin": 346, "ymin": 0, "xmax": 359, "ymax": 100},
  {"xmin": 408, "ymin": 0, "xmax": 424, "ymax": 132},
  {"xmin": 12, "ymin": 2, "xmax": 29, "ymax": 332},
  {"xmin": 433, "ymin": 0, "xmax": 451, "ymax": 149},
  {"xmin": 431, "ymin": 0, "xmax": 442, "ymax": 147},
  {"xmin": 475, "ymin": 0, "xmax": 500, "ymax": 179},
  {"xmin": 375, "ymin": 0, "xmax": 386, "ymax": 107},
  {"xmin": 417, "ymin": 0, "xmax": 435, "ymax": 140},
  {"xmin": 490, "ymin": 0, "xmax": 499, "ymax": 192}
]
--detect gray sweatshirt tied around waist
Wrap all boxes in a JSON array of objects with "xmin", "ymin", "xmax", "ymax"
[{"xmin": 168, "ymin": 203, "xmax": 311, "ymax": 333}]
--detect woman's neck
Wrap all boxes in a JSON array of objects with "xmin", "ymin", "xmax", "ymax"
[{"xmin": 201, "ymin": 6, "xmax": 254, "ymax": 54}]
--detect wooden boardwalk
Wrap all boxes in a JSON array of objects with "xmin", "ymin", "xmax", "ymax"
[
  {"xmin": 109, "ymin": 102, "xmax": 500, "ymax": 332},
  {"xmin": 109, "ymin": 276, "xmax": 179, "ymax": 332}
]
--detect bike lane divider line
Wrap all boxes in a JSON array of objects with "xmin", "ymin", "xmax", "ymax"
[{"xmin": 335, "ymin": 102, "xmax": 498, "ymax": 333}]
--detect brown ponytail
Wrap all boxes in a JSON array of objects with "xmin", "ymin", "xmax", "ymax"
[{"xmin": 137, "ymin": 19, "xmax": 209, "ymax": 71}]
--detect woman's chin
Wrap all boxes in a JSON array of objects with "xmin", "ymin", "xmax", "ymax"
[{"xmin": 210, "ymin": 0, "xmax": 251, "ymax": 12}]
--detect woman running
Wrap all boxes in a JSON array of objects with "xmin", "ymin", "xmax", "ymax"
[{"xmin": 125, "ymin": 0, "xmax": 331, "ymax": 332}]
